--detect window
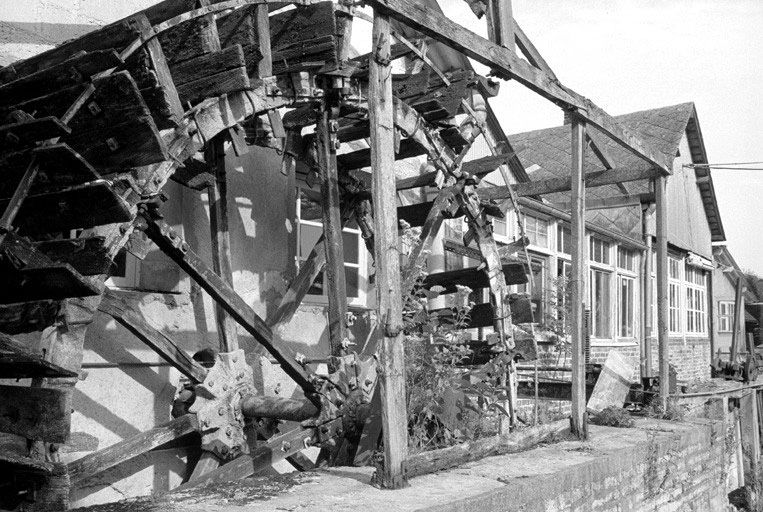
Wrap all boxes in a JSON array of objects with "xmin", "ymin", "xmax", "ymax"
[
  {"xmin": 557, "ymin": 225, "xmax": 571, "ymax": 254},
  {"xmin": 618, "ymin": 275, "xmax": 635, "ymax": 337},
  {"xmin": 297, "ymin": 186, "xmax": 365, "ymax": 304},
  {"xmin": 523, "ymin": 215, "xmax": 548, "ymax": 248},
  {"xmin": 492, "ymin": 216, "xmax": 508, "ymax": 240},
  {"xmin": 443, "ymin": 219, "xmax": 466, "ymax": 270},
  {"xmin": 719, "ymin": 301, "xmax": 735, "ymax": 333},
  {"xmin": 668, "ymin": 256, "xmax": 681, "ymax": 333},
  {"xmin": 589, "ymin": 237, "xmax": 610, "ymax": 264},
  {"xmin": 517, "ymin": 256, "xmax": 547, "ymax": 323},
  {"xmin": 589, "ymin": 268, "xmax": 611, "ymax": 338},
  {"xmin": 685, "ymin": 265, "xmax": 707, "ymax": 334},
  {"xmin": 617, "ymin": 247, "xmax": 636, "ymax": 272}
]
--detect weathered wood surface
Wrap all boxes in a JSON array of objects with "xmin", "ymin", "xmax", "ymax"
[
  {"xmin": 98, "ymin": 291, "xmax": 209, "ymax": 384},
  {"xmin": 369, "ymin": 10, "xmax": 407, "ymax": 489},
  {"xmin": 0, "ymin": 117, "xmax": 70, "ymax": 148},
  {"xmin": 171, "ymin": 44, "xmax": 246, "ymax": 86},
  {"xmin": 270, "ymin": 2, "xmax": 339, "ymax": 74},
  {"xmin": 655, "ymin": 175, "xmax": 670, "ymax": 410},
  {"xmin": 177, "ymin": 66, "xmax": 251, "ymax": 105},
  {"xmin": 206, "ymin": 135, "xmax": 241, "ymax": 354},
  {"xmin": 67, "ymin": 414, "xmax": 199, "ymax": 485},
  {"xmin": 33, "ymin": 237, "xmax": 112, "ymax": 276},
  {"xmin": 317, "ymin": 103, "xmax": 349, "ymax": 359},
  {"xmin": 0, "ymin": 385, "xmax": 72, "ymax": 443},
  {"xmin": 0, "ymin": 144, "xmax": 99, "ymax": 198},
  {"xmin": 0, "ymin": 232, "xmax": 102, "ymax": 304},
  {"xmin": 422, "ymin": 262, "xmax": 528, "ymax": 293},
  {"xmin": 569, "ymin": 117, "xmax": 587, "ymax": 438},
  {"xmin": 240, "ymin": 395, "xmax": 319, "ymax": 421},
  {"xmin": 405, "ymin": 419, "xmax": 569, "ymax": 479},
  {"xmin": 0, "ymin": 333, "xmax": 77, "ymax": 379},
  {"xmin": 0, "ymin": 50, "xmax": 121, "ymax": 106},
  {"xmin": 0, "ymin": 180, "xmax": 132, "ymax": 234}
]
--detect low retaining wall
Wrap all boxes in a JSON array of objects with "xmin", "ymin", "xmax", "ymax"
[{"xmin": 75, "ymin": 418, "xmax": 738, "ymax": 512}]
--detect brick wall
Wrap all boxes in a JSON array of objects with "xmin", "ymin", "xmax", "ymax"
[
  {"xmin": 459, "ymin": 419, "xmax": 736, "ymax": 512},
  {"xmin": 533, "ymin": 338, "xmax": 711, "ymax": 383}
]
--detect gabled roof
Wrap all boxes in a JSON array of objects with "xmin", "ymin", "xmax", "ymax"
[{"xmin": 507, "ymin": 102, "xmax": 725, "ymax": 242}]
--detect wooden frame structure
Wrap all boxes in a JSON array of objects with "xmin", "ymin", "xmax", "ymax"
[{"xmin": 0, "ymin": 0, "xmax": 677, "ymax": 506}]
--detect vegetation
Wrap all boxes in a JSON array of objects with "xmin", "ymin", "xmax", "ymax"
[{"xmin": 590, "ymin": 406, "xmax": 635, "ymax": 428}]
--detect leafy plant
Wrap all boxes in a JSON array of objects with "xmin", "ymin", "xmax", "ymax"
[{"xmin": 590, "ymin": 406, "xmax": 635, "ymax": 428}]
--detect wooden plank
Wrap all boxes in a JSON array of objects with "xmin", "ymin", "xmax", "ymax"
[
  {"xmin": 34, "ymin": 236, "xmax": 112, "ymax": 276},
  {"xmin": 569, "ymin": 117, "xmax": 587, "ymax": 439},
  {"xmin": 98, "ymin": 291, "xmax": 209, "ymax": 384},
  {"xmin": 442, "ymin": 239, "xmax": 530, "ymax": 268},
  {"xmin": 176, "ymin": 66, "xmax": 251, "ymax": 106},
  {"xmin": 731, "ymin": 277, "xmax": 745, "ymax": 361},
  {"xmin": 0, "ymin": 385, "xmax": 71, "ymax": 443},
  {"xmin": 0, "ymin": 117, "xmax": 70, "ymax": 148},
  {"xmin": 317, "ymin": 101, "xmax": 349, "ymax": 359},
  {"xmin": 397, "ymin": 201, "xmax": 446, "ymax": 228},
  {"xmin": 338, "ymin": 137, "xmax": 425, "ymax": 171},
  {"xmin": 0, "ymin": 144, "xmax": 99, "ymax": 199},
  {"xmin": 0, "ymin": 180, "xmax": 133, "ymax": 234},
  {"xmin": 206, "ymin": 135, "xmax": 240, "ymax": 353},
  {"xmin": 130, "ymin": 15, "xmax": 184, "ymax": 127},
  {"xmin": 405, "ymin": 419, "xmax": 568, "ymax": 479},
  {"xmin": 368, "ymin": 0, "xmax": 672, "ymax": 174},
  {"xmin": 269, "ymin": 3, "xmax": 338, "ymax": 74},
  {"xmin": 0, "ymin": 333, "xmax": 77, "ymax": 379},
  {"xmin": 64, "ymin": 114, "xmax": 169, "ymax": 169},
  {"xmin": 0, "ymin": 50, "xmax": 121, "ymax": 108},
  {"xmin": 422, "ymin": 263, "xmax": 527, "ymax": 292},
  {"xmin": 158, "ymin": 2, "xmax": 222, "ymax": 65},
  {"xmin": 369, "ymin": 10, "xmax": 407, "ymax": 489},
  {"xmin": 655, "ymin": 175, "xmax": 669, "ymax": 411},
  {"xmin": 142, "ymin": 217, "xmax": 318, "ymax": 399},
  {"xmin": 67, "ymin": 414, "xmax": 198, "ymax": 485},
  {"xmin": 170, "ymin": 44, "xmax": 246, "ymax": 86}
]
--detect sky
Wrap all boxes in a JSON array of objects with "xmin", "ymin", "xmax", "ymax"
[{"xmin": 2, "ymin": 0, "xmax": 762, "ymax": 273}]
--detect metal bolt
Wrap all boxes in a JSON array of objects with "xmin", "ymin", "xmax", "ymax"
[
  {"xmin": 202, "ymin": 420, "xmax": 209, "ymax": 428},
  {"xmin": 87, "ymin": 101, "xmax": 102, "ymax": 115},
  {"xmin": 223, "ymin": 384, "xmax": 228, "ymax": 391},
  {"xmin": 218, "ymin": 406, "xmax": 226, "ymax": 416},
  {"xmin": 225, "ymin": 427, "xmax": 233, "ymax": 438},
  {"xmin": 105, "ymin": 137, "xmax": 119, "ymax": 151},
  {"xmin": 281, "ymin": 441, "xmax": 291, "ymax": 452}
]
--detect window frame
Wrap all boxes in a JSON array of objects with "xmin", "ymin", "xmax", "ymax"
[
  {"xmin": 684, "ymin": 264, "xmax": 708, "ymax": 336},
  {"xmin": 296, "ymin": 184, "xmax": 368, "ymax": 307},
  {"xmin": 718, "ymin": 300, "xmax": 735, "ymax": 333}
]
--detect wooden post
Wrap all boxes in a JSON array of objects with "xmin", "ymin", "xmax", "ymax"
[
  {"xmin": 569, "ymin": 115, "xmax": 587, "ymax": 438},
  {"xmin": 642, "ymin": 205, "xmax": 655, "ymax": 378},
  {"xmin": 369, "ymin": 9, "xmax": 407, "ymax": 489},
  {"xmin": 731, "ymin": 277, "xmax": 745, "ymax": 363},
  {"xmin": 317, "ymin": 99, "xmax": 349, "ymax": 360},
  {"xmin": 486, "ymin": 0, "xmax": 515, "ymax": 52},
  {"xmin": 206, "ymin": 135, "xmax": 239, "ymax": 353},
  {"xmin": 655, "ymin": 176, "xmax": 670, "ymax": 411}
]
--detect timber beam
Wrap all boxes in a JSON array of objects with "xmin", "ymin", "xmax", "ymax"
[
  {"xmin": 367, "ymin": 0, "xmax": 672, "ymax": 175},
  {"xmin": 551, "ymin": 192, "xmax": 654, "ymax": 212},
  {"xmin": 480, "ymin": 167, "xmax": 662, "ymax": 200}
]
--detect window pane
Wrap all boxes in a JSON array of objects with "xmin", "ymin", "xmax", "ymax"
[
  {"xmin": 342, "ymin": 231, "xmax": 358, "ymax": 264},
  {"xmin": 590, "ymin": 270, "xmax": 611, "ymax": 337},
  {"xmin": 299, "ymin": 224, "xmax": 322, "ymax": 258},
  {"xmin": 493, "ymin": 217, "xmax": 507, "ymax": 237},
  {"xmin": 345, "ymin": 266, "xmax": 359, "ymax": 298},
  {"xmin": 619, "ymin": 277, "xmax": 633, "ymax": 337}
]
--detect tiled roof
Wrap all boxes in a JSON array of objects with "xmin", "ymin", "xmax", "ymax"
[{"xmin": 508, "ymin": 103, "xmax": 698, "ymax": 240}]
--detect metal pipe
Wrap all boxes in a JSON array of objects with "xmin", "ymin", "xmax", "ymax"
[{"xmin": 241, "ymin": 395, "xmax": 319, "ymax": 422}]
